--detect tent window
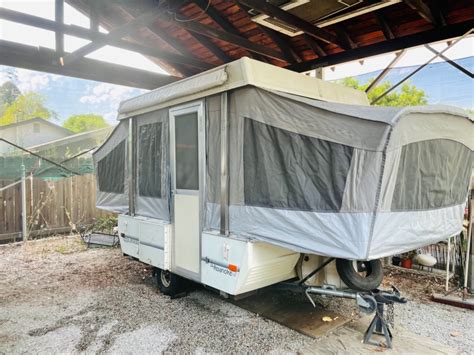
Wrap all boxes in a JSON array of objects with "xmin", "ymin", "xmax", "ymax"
[
  {"xmin": 391, "ymin": 140, "xmax": 473, "ymax": 211},
  {"xmin": 175, "ymin": 112, "xmax": 199, "ymax": 190},
  {"xmin": 97, "ymin": 140, "xmax": 125, "ymax": 193},
  {"xmin": 244, "ymin": 118, "xmax": 353, "ymax": 212},
  {"xmin": 138, "ymin": 122, "xmax": 162, "ymax": 198}
]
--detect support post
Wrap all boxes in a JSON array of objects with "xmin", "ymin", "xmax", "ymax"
[
  {"xmin": 20, "ymin": 164, "xmax": 27, "ymax": 241},
  {"xmin": 55, "ymin": 0, "xmax": 64, "ymax": 62},
  {"xmin": 220, "ymin": 92, "xmax": 229, "ymax": 235},
  {"xmin": 128, "ymin": 117, "xmax": 136, "ymax": 216}
]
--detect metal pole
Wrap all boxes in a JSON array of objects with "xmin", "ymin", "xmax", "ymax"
[
  {"xmin": 220, "ymin": 92, "xmax": 229, "ymax": 235},
  {"xmin": 464, "ymin": 195, "xmax": 473, "ymax": 296},
  {"xmin": 445, "ymin": 236, "xmax": 451, "ymax": 292},
  {"xmin": 371, "ymin": 29, "xmax": 473, "ymax": 105},
  {"xmin": 21, "ymin": 164, "xmax": 27, "ymax": 241}
]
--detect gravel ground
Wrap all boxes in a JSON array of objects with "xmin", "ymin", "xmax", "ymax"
[{"xmin": 0, "ymin": 235, "xmax": 471, "ymax": 354}]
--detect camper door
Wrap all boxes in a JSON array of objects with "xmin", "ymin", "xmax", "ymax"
[{"xmin": 169, "ymin": 101, "xmax": 205, "ymax": 281}]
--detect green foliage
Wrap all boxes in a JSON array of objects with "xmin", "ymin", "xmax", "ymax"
[
  {"xmin": 63, "ymin": 114, "xmax": 109, "ymax": 133},
  {"xmin": 94, "ymin": 216, "xmax": 118, "ymax": 234},
  {"xmin": 0, "ymin": 92, "xmax": 55, "ymax": 126},
  {"xmin": 0, "ymin": 81, "xmax": 21, "ymax": 106},
  {"xmin": 339, "ymin": 77, "xmax": 428, "ymax": 107}
]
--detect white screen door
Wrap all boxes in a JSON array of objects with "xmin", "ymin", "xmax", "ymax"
[{"xmin": 170, "ymin": 102, "xmax": 204, "ymax": 280}]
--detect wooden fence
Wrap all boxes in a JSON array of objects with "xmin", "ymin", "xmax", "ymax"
[{"xmin": 0, "ymin": 174, "xmax": 114, "ymax": 240}]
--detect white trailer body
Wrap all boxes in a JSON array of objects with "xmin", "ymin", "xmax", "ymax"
[{"xmin": 94, "ymin": 57, "xmax": 473, "ymax": 296}]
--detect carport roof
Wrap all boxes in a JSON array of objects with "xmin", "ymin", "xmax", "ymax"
[{"xmin": 0, "ymin": 0, "xmax": 472, "ymax": 89}]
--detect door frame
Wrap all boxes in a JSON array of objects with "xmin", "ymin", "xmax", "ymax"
[{"xmin": 169, "ymin": 100, "xmax": 206, "ymax": 281}]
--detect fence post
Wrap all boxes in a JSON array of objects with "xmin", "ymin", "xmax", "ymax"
[{"xmin": 21, "ymin": 164, "xmax": 28, "ymax": 241}]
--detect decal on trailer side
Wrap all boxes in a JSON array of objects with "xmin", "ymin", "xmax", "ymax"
[{"xmin": 203, "ymin": 257, "xmax": 238, "ymax": 277}]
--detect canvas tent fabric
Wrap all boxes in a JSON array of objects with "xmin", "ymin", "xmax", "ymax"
[{"xmin": 93, "ymin": 85, "xmax": 473, "ymax": 260}]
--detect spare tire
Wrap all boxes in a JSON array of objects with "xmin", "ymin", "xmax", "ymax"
[{"xmin": 336, "ymin": 258, "xmax": 383, "ymax": 291}]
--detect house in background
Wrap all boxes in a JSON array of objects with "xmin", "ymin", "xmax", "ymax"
[{"xmin": 0, "ymin": 118, "xmax": 72, "ymax": 154}]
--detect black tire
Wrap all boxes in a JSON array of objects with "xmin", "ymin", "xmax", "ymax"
[
  {"xmin": 156, "ymin": 269, "xmax": 187, "ymax": 296},
  {"xmin": 336, "ymin": 258, "xmax": 383, "ymax": 291}
]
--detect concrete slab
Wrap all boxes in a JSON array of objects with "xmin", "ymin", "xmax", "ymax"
[
  {"xmin": 302, "ymin": 316, "xmax": 458, "ymax": 354},
  {"xmin": 232, "ymin": 289, "xmax": 349, "ymax": 338}
]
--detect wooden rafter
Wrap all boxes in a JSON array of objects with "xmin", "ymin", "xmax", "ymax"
[
  {"xmin": 0, "ymin": 39, "xmax": 179, "ymax": 89},
  {"xmin": 303, "ymin": 34, "xmax": 327, "ymax": 58},
  {"xmin": 232, "ymin": 1, "xmax": 299, "ymax": 64},
  {"xmin": 165, "ymin": 12, "xmax": 287, "ymax": 62},
  {"xmin": 193, "ymin": 0, "xmax": 266, "ymax": 62},
  {"xmin": 289, "ymin": 20, "xmax": 474, "ymax": 72},
  {"xmin": 237, "ymin": 0, "xmax": 346, "ymax": 48},
  {"xmin": 376, "ymin": 12, "xmax": 395, "ymax": 40},
  {"xmin": 54, "ymin": 0, "xmax": 64, "ymax": 58},
  {"xmin": 403, "ymin": 0, "xmax": 436, "ymax": 24},
  {"xmin": 62, "ymin": 8, "xmax": 163, "ymax": 66},
  {"xmin": 0, "ymin": 7, "xmax": 213, "ymax": 70}
]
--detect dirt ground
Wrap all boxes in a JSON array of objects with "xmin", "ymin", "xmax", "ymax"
[{"xmin": 0, "ymin": 235, "xmax": 471, "ymax": 354}]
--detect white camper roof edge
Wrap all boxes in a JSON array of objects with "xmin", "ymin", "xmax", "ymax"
[{"xmin": 117, "ymin": 57, "xmax": 370, "ymax": 119}]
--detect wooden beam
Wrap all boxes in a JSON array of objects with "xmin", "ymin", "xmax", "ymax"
[
  {"xmin": 55, "ymin": 0, "xmax": 64, "ymax": 57},
  {"xmin": 89, "ymin": 0, "xmax": 101, "ymax": 32},
  {"xmin": 193, "ymin": 0, "xmax": 266, "ymax": 62},
  {"xmin": 403, "ymin": 0, "xmax": 436, "ymax": 24},
  {"xmin": 303, "ymin": 34, "xmax": 326, "ymax": 57},
  {"xmin": 62, "ymin": 8, "xmax": 162, "ymax": 66},
  {"xmin": 376, "ymin": 12, "xmax": 395, "ymax": 40},
  {"xmin": 335, "ymin": 25, "xmax": 357, "ymax": 49},
  {"xmin": 425, "ymin": 45, "xmax": 473, "ymax": 78},
  {"xmin": 237, "ymin": 0, "xmax": 345, "ymax": 48},
  {"xmin": 289, "ymin": 20, "xmax": 474, "ymax": 72},
  {"xmin": 0, "ymin": 8, "xmax": 213, "ymax": 70},
  {"xmin": 233, "ymin": 1, "xmax": 299, "ymax": 63},
  {"xmin": 428, "ymin": 0, "xmax": 448, "ymax": 27},
  {"xmin": 165, "ymin": 13, "xmax": 287, "ymax": 62},
  {"xmin": 192, "ymin": 32, "xmax": 232, "ymax": 63},
  {"xmin": 0, "ymin": 39, "xmax": 179, "ymax": 89}
]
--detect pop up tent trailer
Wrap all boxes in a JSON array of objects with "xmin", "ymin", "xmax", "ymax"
[{"xmin": 93, "ymin": 57, "xmax": 473, "ymax": 297}]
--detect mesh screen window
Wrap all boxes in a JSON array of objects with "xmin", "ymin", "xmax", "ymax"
[
  {"xmin": 244, "ymin": 118, "xmax": 353, "ymax": 212},
  {"xmin": 391, "ymin": 140, "xmax": 473, "ymax": 211},
  {"xmin": 175, "ymin": 113, "xmax": 199, "ymax": 190},
  {"xmin": 97, "ymin": 140, "xmax": 126, "ymax": 193},
  {"xmin": 138, "ymin": 122, "xmax": 162, "ymax": 198}
]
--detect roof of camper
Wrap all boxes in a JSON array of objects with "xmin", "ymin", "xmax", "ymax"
[{"xmin": 117, "ymin": 57, "xmax": 369, "ymax": 119}]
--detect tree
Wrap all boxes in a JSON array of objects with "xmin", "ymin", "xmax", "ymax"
[
  {"xmin": 0, "ymin": 92, "xmax": 55, "ymax": 126},
  {"xmin": 340, "ymin": 77, "xmax": 428, "ymax": 106},
  {"xmin": 62, "ymin": 114, "xmax": 109, "ymax": 133},
  {"xmin": 0, "ymin": 81, "xmax": 21, "ymax": 106}
]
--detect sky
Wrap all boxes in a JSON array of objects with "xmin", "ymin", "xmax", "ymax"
[{"xmin": 0, "ymin": 1, "xmax": 472, "ymax": 126}]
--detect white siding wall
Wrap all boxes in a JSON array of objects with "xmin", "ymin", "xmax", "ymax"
[{"xmin": 0, "ymin": 121, "xmax": 70, "ymax": 153}]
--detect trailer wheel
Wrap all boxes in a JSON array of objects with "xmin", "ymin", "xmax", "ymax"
[
  {"xmin": 336, "ymin": 259, "xmax": 383, "ymax": 291},
  {"xmin": 156, "ymin": 269, "xmax": 187, "ymax": 296}
]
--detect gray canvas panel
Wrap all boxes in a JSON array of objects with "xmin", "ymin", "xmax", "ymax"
[
  {"xmin": 138, "ymin": 122, "xmax": 162, "ymax": 198},
  {"xmin": 340, "ymin": 149, "xmax": 383, "ymax": 212},
  {"xmin": 231, "ymin": 87, "xmax": 391, "ymax": 151},
  {"xmin": 370, "ymin": 203, "xmax": 465, "ymax": 259},
  {"xmin": 243, "ymin": 118, "xmax": 353, "ymax": 212},
  {"xmin": 93, "ymin": 120, "xmax": 129, "ymax": 213},
  {"xmin": 205, "ymin": 95, "xmax": 221, "ymax": 229},
  {"xmin": 135, "ymin": 109, "xmax": 170, "ymax": 220},
  {"xmin": 229, "ymin": 205, "xmax": 372, "ymax": 259},
  {"xmin": 98, "ymin": 140, "xmax": 126, "ymax": 193},
  {"xmin": 391, "ymin": 139, "xmax": 473, "ymax": 211}
]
